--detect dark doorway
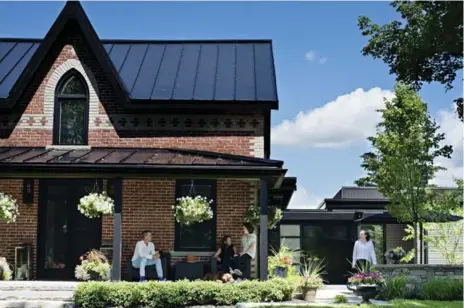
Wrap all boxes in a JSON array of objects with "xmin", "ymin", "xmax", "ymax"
[{"xmin": 37, "ymin": 179, "xmax": 102, "ymax": 280}]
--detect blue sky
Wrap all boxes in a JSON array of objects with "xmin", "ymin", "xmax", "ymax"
[{"xmin": 0, "ymin": 1, "xmax": 462, "ymax": 207}]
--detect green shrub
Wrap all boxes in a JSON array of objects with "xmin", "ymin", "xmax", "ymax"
[
  {"xmin": 421, "ymin": 278, "xmax": 463, "ymax": 301},
  {"xmin": 74, "ymin": 278, "xmax": 295, "ymax": 308},
  {"xmin": 333, "ymin": 294, "xmax": 348, "ymax": 304},
  {"xmin": 378, "ymin": 274, "xmax": 408, "ymax": 300}
]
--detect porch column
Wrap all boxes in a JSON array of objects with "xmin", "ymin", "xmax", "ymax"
[
  {"xmin": 259, "ymin": 179, "xmax": 268, "ymax": 281},
  {"xmin": 111, "ymin": 178, "xmax": 122, "ymax": 281}
]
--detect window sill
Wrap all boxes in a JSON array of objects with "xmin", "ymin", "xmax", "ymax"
[{"xmin": 46, "ymin": 145, "xmax": 91, "ymax": 150}]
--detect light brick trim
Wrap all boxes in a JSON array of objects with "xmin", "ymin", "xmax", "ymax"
[
  {"xmin": 44, "ymin": 56, "xmax": 105, "ymax": 130},
  {"xmin": 250, "ymin": 136, "xmax": 265, "ymax": 158}
]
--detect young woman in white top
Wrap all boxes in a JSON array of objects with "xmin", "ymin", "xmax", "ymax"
[{"xmin": 352, "ymin": 230, "xmax": 377, "ymax": 272}]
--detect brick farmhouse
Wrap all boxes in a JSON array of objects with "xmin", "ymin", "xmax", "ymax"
[{"xmin": 0, "ymin": 2, "xmax": 296, "ymax": 280}]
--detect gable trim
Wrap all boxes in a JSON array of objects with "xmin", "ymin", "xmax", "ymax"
[{"xmin": 2, "ymin": 1, "xmax": 128, "ymax": 109}]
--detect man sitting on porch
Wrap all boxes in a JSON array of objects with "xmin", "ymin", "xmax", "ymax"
[{"xmin": 131, "ymin": 230, "xmax": 165, "ymax": 282}]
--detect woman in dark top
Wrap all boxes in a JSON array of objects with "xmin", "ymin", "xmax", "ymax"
[{"xmin": 214, "ymin": 235, "xmax": 236, "ymax": 272}]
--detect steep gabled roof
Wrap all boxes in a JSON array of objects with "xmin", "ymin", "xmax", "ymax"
[
  {"xmin": 0, "ymin": 2, "xmax": 279, "ymax": 110},
  {"xmin": 1, "ymin": 1, "xmax": 128, "ymax": 109}
]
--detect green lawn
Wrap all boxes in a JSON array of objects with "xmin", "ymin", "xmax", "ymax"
[{"xmin": 262, "ymin": 300, "xmax": 464, "ymax": 308}]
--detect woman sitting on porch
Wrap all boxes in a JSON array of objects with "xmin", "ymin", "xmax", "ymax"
[
  {"xmin": 231, "ymin": 223, "xmax": 256, "ymax": 280},
  {"xmin": 214, "ymin": 235, "xmax": 236, "ymax": 272}
]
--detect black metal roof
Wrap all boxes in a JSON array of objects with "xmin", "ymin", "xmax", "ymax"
[
  {"xmin": 0, "ymin": 3, "xmax": 278, "ymax": 108},
  {"xmin": 355, "ymin": 212, "xmax": 463, "ymax": 224},
  {"xmin": 0, "ymin": 147, "xmax": 287, "ymax": 185},
  {"xmin": 282, "ymin": 210, "xmax": 361, "ymax": 221},
  {"xmin": 0, "ymin": 147, "xmax": 283, "ymax": 167}
]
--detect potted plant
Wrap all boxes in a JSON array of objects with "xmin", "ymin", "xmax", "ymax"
[
  {"xmin": 347, "ymin": 270, "xmax": 385, "ymax": 304},
  {"xmin": 173, "ymin": 196, "xmax": 214, "ymax": 225},
  {"xmin": 384, "ymin": 247, "xmax": 406, "ymax": 264},
  {"xmin": 299, "ymin": 257, "xmax": 325, "ymax": 303},
  {"xmin": 0, "ymin": 191, "xmax": 19, "ymax": 223},
  {"xmin": 0, "ymin": 257, "xmax": 12, "ymax": 280},
  {"xmin": 74, "ymin": 250, "xmax": 111, "ymax": 281},
  {"xmin": 78, "ymin": 192, "xmax": 114, "ymax": 219},
  {"xmin": 268, "ymin": 244, "xmax": 298, "ymax": 279},
  {"xmin": 244, "ymin": 205, "xmax": 283, "ymax": 229}
]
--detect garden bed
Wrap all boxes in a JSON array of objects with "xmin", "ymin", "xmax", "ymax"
[{"xmin": 73, "ymin": 279, "xmax": 294, "ymax": 308}]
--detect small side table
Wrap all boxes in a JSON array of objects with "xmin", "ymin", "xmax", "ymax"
[{"xmin": 174, "ymin": 262, "xmax": 204, "ymax": 280}]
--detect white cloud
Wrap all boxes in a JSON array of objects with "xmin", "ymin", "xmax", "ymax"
[
  {"xmin": 305, "ymin": 50, "xmax": 327, "ymax": 64},
  {"xmin": 432, "ymin": 107, "xmax": 463, "ymax": 186},
  {"xmin": 305, "ymin": 50, "xmax": 316, "ymax": 62},
  {"xmin": 287, "ymin": 186, "xmax": 322, "ymax": 209},
  {"xmin": 272, "ymin": 87, "xmax": 394, "ymax": 148}
]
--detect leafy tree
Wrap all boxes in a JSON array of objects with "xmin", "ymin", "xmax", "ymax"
[
  {"xmin": 403, "ymin": 179, "xmax": 463, "ymax": 264},
  {"xmin": 355, "ymin": 83, "xmax": 453, "ymax": 262},
  {"xmin": 358, "ymin": 1, "xmax": 463, "ymax": 121}
]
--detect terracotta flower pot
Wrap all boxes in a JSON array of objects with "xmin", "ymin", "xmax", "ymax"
[{"xmin": 302, "ymin": 287, "xmax": 317, "ymax": 303}]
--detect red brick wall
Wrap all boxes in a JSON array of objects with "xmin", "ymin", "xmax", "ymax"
[
  {"xmin": 0, "ymin": 179, "xmax": 38, "ymax": 278},
  {"xmin": 0, "ymin": 33, "xmax": 264, "ymax": 157},
  {"xmin": 0, "ymin": 178, "xmax": 253, "ymax": 279},
  {"xmin": 117, "ymin": 179, "xmax": 251, "ymax": 277}
]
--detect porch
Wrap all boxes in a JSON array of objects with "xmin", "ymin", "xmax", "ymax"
[{"xmin": 0, "ymin": 146, "xmax": 290, "ymax": 281}]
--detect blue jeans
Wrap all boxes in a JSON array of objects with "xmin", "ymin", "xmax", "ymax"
[{"xmin": 132, "ymin": 258, "xmax": 163, "ymax": 278}]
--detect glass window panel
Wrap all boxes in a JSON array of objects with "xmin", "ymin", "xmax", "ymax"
[
  {"xmin": 59, "ymin": 75, "xmax": 85, "ymax": 95},
  {"xmin": 44, "ymin": 198, "xmax": 68, "ymax": 269},
  {"xmin": 280, "ymin": 224, "xmax": 300, "ymax": 237},
  {"xmin": 280, "ymin": 237, "xmax": 300, "ymax": 251},
  {"xmin": 59, "ymin": 100, "xmax": 85, "ymax": 145},
  {"xmin": 176, "ymin": 181, "xmax": 216, "ymax": 250}
]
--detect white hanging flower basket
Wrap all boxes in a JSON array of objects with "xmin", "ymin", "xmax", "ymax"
[
  {"xmin": 78, "ymin": 192, "xmax": 114, "ymax": 219},
  {"xmin": 0, "ymin": 192, "xmax": 19, "ymax": 223},
  {"xmin": 173, "ymin": 196, "xmax": 214, "ymax": 225}
]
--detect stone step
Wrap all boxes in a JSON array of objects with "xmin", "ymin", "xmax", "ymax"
[
  {"xmin": 0, "ymin": 301, "xmax": 74, "ymax": 308},
  {"xmin": 0, "ymin": 290, "xmax": 74, "ymax": 301},
  {"xmin": 0, "ymin": 281, "xmax": 78, "ymax": 291}
]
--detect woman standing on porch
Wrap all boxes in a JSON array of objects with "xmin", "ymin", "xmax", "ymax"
[
  {"xmin": 232, "ymin": 223, "xmax": 256, "ymax": 280},
  {"xmin": 352, "ymin": 230, "xmax": 377, "ymax": 272}
]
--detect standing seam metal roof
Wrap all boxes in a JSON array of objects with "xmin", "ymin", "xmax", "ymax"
[{"xmin": 0, "ymin": 39, "xmax": 277, "ymax": 103}]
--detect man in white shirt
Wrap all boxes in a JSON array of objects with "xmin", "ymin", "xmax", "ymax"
[{"xmin": 131, "ymin": 230, "xmax": 165, "ymax": 282}]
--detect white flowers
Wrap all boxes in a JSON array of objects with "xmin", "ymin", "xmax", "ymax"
[
  {"xmin": 174, "ymin": 195, "xmax": 214, "ymax": 225},
  {"xmin": 0, "ymin": 192, "xmax": 19, "ymax": 223},
  {"xmin": 78, "ymin": 192, "xmax": 114, "ymax": 219}
]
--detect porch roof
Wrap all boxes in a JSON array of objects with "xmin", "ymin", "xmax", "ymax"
[{"xmin": 0, "ymin": 147, "xmax": 286, "ymax": 187}]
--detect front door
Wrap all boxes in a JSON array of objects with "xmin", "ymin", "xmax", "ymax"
[{"xmin": 38, "ymin": 179, "xmax": 102, "ymax": 280}]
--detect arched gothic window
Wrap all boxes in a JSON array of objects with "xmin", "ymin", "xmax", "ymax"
[{"xmin": 53, "ymin": 70, "xmax": 89, "ymax": 145}]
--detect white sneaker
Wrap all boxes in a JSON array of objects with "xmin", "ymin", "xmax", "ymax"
[{"xmin": 233, "ymin": 269, "xmax": 243, "ymax": 276}]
